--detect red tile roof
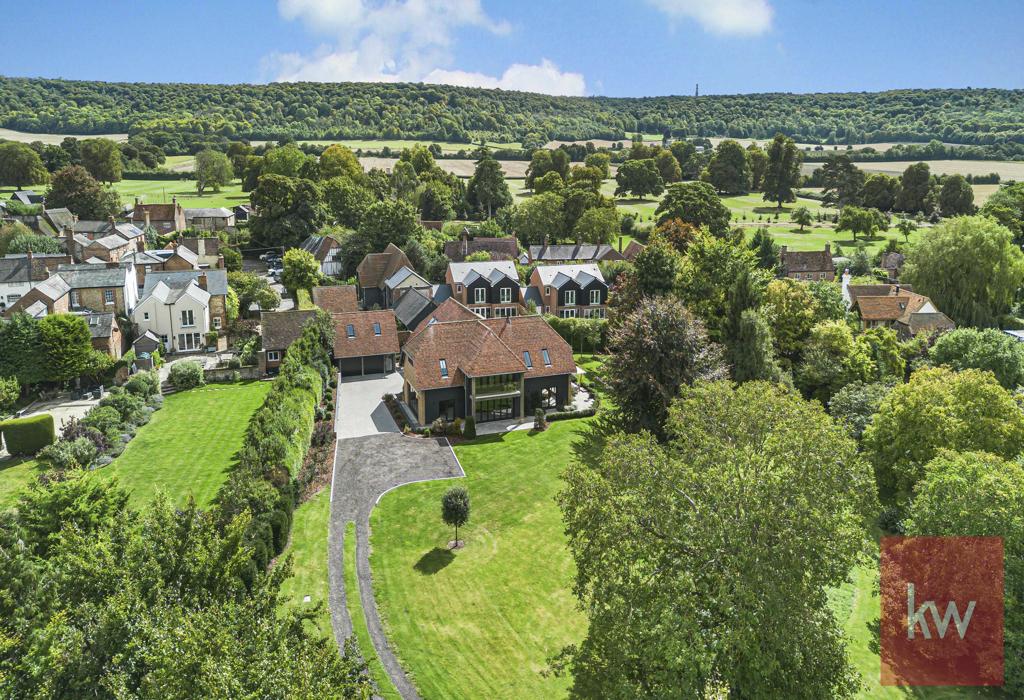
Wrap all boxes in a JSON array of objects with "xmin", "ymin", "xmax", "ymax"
[
  {"xmin": 413, "ymin": 297, "xmax": 479, "ymax": 332},
  {"xmin": 313, "ymin": 285, "xmax": 359, "ymax": 313},
  {"xmin": 356, "ymin": 243, "xmax": 412, "ymax": 289},
  {"xmin": 332, "ymin": 310, "xmax": 400, "ymax": 359}
]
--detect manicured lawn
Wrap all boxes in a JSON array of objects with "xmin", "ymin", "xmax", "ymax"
[
  {"xmin": 93, "ymin": 381, "xmax": 270, "ymax": 507},
  {"xmin": 112, "ymin": 178, "xmax": 249, "ymax": 209},
  {"xmin": 279, "ymin": 489, "xmax": 333, "ymax": 637},
  {"xmin": 0, "ymin": 457, "xmax": 44, "ymax": 511},
  {"xmin": 370, "ymin": 422, "xmax": 587, "ymax": 700}
]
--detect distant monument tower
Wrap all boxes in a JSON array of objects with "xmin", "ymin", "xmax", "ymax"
[{"xmin": 695, "ymin": 83, "xmax": 699, "ymax": 97}]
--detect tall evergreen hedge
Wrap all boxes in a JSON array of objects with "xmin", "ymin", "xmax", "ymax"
[{"xmin": 0, "ymin": 413, "xmax": 56, "ymax": 455}]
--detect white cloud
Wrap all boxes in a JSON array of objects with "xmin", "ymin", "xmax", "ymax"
[
  {"xmin": 648, "ymin": 0, "xmax": 773, "ymax": 36},
  {"xmin": 267, "ymin": 0, "xmax": 585, "ymax": 96}
]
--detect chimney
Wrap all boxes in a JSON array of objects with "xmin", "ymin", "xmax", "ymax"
[
  {"xmin": 144, "ymin": 209, "xmax": 150, "ymax": 228},
  {"xmin": 824, "ymin": 243, "xmax": 830, "ymax": 256},
  {"xmin": 197, "ymin": 272, "xmax": 208, "ymax": 290},
  {"xmin": 618, "ymin": 237, "xmax": 623, "ymax": 253},
  {"xmin": 542, "ymin": 233, "xmax": 549, "ymax": 249},
  {"xmin": 25, "ymin": 246, "xmax": 32, "ymax": 268},
  {"xmin": 108, "ymin": 215, "xmax": 116, "ymax": 226},
  {"xmin": 63, "ymin": 225, "xmax": 75, "ymax": 261}
]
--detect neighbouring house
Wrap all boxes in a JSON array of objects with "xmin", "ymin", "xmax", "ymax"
[
  {"xmin": 184, "ymin": 207, "xmax": 235, "ymax": 231},
  {"xmin": 3, "ymin": 261, "xmax": 139, "ymax": 318},
  {"xmin": 312, "ymin": 285, "xmax": 359, "ymax": 314},
  {"xmin": 443, "ymin": 228, "xmax": 519, "ymax": 263},
  {"xmin": 779, "ymin": 245, "xmax": 835, "ymax": 281},
  {"xmin": 233, "ymin": 204, "xmax": 254, "ymax": 223},
  {"xmin": 258, "ymin": 309, "xmax": 318, "ymax": 374},
  {"xmin": 177, "ymin": 237, "xmax": 224, "ymax": 269},
  {"xmin": 356, "ymin": 243, "xmax": 413, "ymax": 309},
  {"xmin": 123, "ymin": 245, "xmax": 199, "ymax": 287},
  {"xmin": 130, "ymin": 197, "xmax": 187, "ymax": 233},
  {"xmin": 383, "ymin": 265, "xmax": 431, "ymax": 308},
  {"xmin": 85, "ymin": 312, "xmax": 123, "ymax": 359},
  {"xmin": 10, "ymin": 190, "xmax": 43, "ymax": 206},
  {"xmin": 880, "ymin": 251, "xmax": 906, "ymax": 282},
  {"xmin": 848, "ymin": 284, "xmax": 955, "ymax": 339},
  {"xmin": 621, "ymin": 239, "xmax": 646, "ymax": 261},
  {"xmin": 139, "ymin": 270, "xmax": 229, "ymax": 345},
  {"xmin": 400, "ymin": 311, "xmax": 576, "ymax": 425},
  {"xmin": 529, "ymin": 264, "xmax": 609, "ymax": 318},
  {"xmin": 299, "ymin": 234, "xmax": 344, "ymax": 277},
  {"xmin": 445, "ymin": 260, "xmax": 522, "ymax": 319},
  {"xmin": 333, "ymin": 310, "xmax": 400, "ymax": 376},
  {"xmin": 0, "ymin": 252, "xmax": 72, "ymax": 312},
  {"xmin": 393, "ymin": 288, "xmax": 436, "ymax": 332},
  {"xmin": 412, "ymin": 296, "xmax": 479, "ymax": 332},
  {"xmin": 43, "ymin": 207, "xmax": 75, "ymax": 232},
  {"xmin": 522, "ymin": 242, "xmax": 625, "ymax": 265},
  {"xmin": 66, "ymin": 220, "xmax": 146, "ymax": 262},
  {"xmin": 134, "ymin": 270, "xmax": 227, "ymax": 353}
]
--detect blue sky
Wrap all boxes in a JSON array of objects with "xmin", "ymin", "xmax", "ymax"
[{"xmin": 2, "ymin": 0, "xmax": 1022, "ymax": 96}]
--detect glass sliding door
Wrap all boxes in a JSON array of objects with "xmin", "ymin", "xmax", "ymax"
[{"xmin": 475, "ymin": 397, "xmax": 513, "ymax": 423}]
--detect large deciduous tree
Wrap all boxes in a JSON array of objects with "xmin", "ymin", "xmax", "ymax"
[
  {"xmin": 938, "ymin": 174, "xmax": 975, "ymax": 216},
  {"xmin": 895, "ymin": 162, "xmax": 932, "ymax": 214},
  {"xmin": 861, "ymin": 173, "xmax": 901, "ymax": 211},
  {"xmin": 249, "ymin": 175, "xmax": 328, "ymax": 249},
  {"xmin": 761, "ymin": 133, "xmax": 802, "ymax": 208},
  {"xmin": 573, "ymin": 206, "xmax": 619, "ymax": 245},
  {"xmin": 511, "ymin": 192, "xmax": 566, "ymax": 245},
  {"xmin": 194, "ymin": 149, "xmax": 234, "ymax": 194},
  {"xmin": 654, "ymin": 181, "xmax": 731, "ymax": 235},
  {"xmin": 318, "ymin": 144, "xmax": 363, "ymax": 181},
  {"xmin": 0, "ymin": 141, "xmax": 49, "ymax": 189},
  {"xmin": 980, "ymin": 181, "xmax": 1024, "ymax": 241},
  {"xmin": 864, "ymin": 366, "xmax": 1024, "ymax": 496},
  {"xmin": 613, "ymin": 158, "xmax": 664, "ymax": 200},
  {"xmin": 902, "ymin": 215, "xmax": 1024, "ymax": 327},
  {"xmin": 929, "ymin": 327, "xmax": 1024, "ymax": 389},
  {"xmin": 322, "ymin": 176, "xmax": 373, "ymax": 229},
  {"xmin": 79, "ymin": 138, "xmax": 122, "ymax": 183},
  {"xmin": 704, "ymin": 139, "xmax": 751, "ymax": 194},
  {"xmin": 558, "ymin": 380, "xmax": 876, "ymax": 699},
  {"xmin": 819, "ymin": 153, "xmax": 865, "ymax": 208},
  {"xmin": 45, "ymin": 165, "xmax": 121, "ymax": 220},
  {"xmin": 281, "ymin": 248, "xmax": 321, "ymax": 295},
  {"xmin": 604, "ymin": 296, "xmax": 726, "ymax": 438}
]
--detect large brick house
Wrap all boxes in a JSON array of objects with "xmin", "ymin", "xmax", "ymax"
[
  {"xmin": 356, "ymin": 243, "xmax": 412, "ymax": 309},
  {"xmin": 779, "ymin": 245, "xmax": 835, "ymax": 281},
  {"xmin": 3, "ymin": 261, "xmax": 139, "ymax": 318},
  {"xmin": 333, "ymin": 310, "xmax": 400, "ymax": 376},
  {"xmin": 401, "ymin": 309, "xmax": 576, "ymax": 425},
  {"xmin": 529, "ymin": 264, "xmax": 608, "ymax": 318},
  {"xmin": 445, "ymin": 260, "xmax": 522, "ymax": 318},
  {"xmin": 131, "ymin": 198, "xmax": 187, "ymax": 233}
]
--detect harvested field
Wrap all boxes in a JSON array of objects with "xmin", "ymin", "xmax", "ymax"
[
  {"xmin": 0, "ymin": 127, "xmax": 128, "ymax": 144},
  {"xmin": 358, "ymin": 157, "xmax": 530, "ymax": 178}
]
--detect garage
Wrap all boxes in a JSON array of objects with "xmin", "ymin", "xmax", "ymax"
[{"xmin": 333, "ymin": 309, "xmax": 400, "ymax": 378}]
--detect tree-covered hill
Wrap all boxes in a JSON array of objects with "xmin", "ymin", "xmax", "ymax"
[{"xmin": 1, "ymin": 76, "xmax": 1022, "ymax": 147}]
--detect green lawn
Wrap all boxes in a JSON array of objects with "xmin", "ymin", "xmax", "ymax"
[
  {"xmin": 253, "ymin": 138, "xmax": 520, "ymax": 153},
  {"xmin": 370, "ymin": 422, "xmax": 587, "ymax": 700},
  {"xmin": 279, "ymin": 489, "xmax": 333, "ymax": 637},
  {"xmin": 112, "ymin": 178, "xmax": 249, "ymax": 209},
  {"xmin": 93, "ymin": 381, "xmax": 270, "ymax": 507},
  {"xmin": 0, "ymin": 457, "xmax": 44, "ymax": 511}
]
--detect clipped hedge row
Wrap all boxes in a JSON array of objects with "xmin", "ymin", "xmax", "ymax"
[
  {"xmin": 214, "ymin": 310, "xmax": 335, "ymax": 586},
  {"xmin": 0, "ymin": 413, "xmax": 56, "ymax": 455},
  {"xmin": 546, "ymin": 407, "xmax": 597, "ymax": 422}
]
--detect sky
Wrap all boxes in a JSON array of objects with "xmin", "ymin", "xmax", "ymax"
[{"xmin": 2, "ymin": 0, "xmax": 1022, "ymax": 97}]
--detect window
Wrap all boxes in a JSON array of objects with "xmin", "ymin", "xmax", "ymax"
[
  {"xmin": 560, "ymin": 308, "xmax": 578, "ymax": 318},
  {"xmin": 541, "ymin": 348, "xmax": 551, "ymax": 366},
  {"xmin": 70, "ymin": 290, "xmax": 80, "ymax": 308},
  {"xmin": 159, "ymin": 334, "xmax": 168, "ymax": 345},
  {"xmin": 474, "ymin": 287, "xmax": 487, "ymax": 304},
  {"xmin": 500, "ymin": 287, "xmax": 512, "ymax": 303},
  {"xmin": 7, "ymin": 294, "xmax": 20, "ymax": 303},
  {"xmin": 523, "ymin": 351, "xmax": 533, "ymax": 368},
  {"xmin": 439, "ymin": 359, "xmax": 448, "ymax": 378},
  {"xmin": 373, "ymin": 322, "xmax": 381, "ymax": 336},
  {"xmin": 177, "ymin": 332, "xmax": 202, "ymax": 351},
  {"xmin": 104, "ymin": 289, "xmax": 115, "ymax": 305},
  {"xmin": 213, "ymin": 317, "xmax": 222, "ymax": 329},
  {"xmin": 346, "ymin": 324, "xmax": 355, "ymax": 338},
  {"xmin": 494, "ymin": 306, "xmax": 516, "ymax": 318},
  {"xmin": 819, "ymin": 272, "xmax": 826, "ymax": 280},
  {"xmin": 544, "ymin": 286, "xmax": 550, "ymax": 296},
  {"xmin": 589, "ymin": 289, "xmax": 601, "ymax": 305},
  {"xmin": 564, "ymin": 290, "xmax": 576, "ymax": 306},
  {"xmin": 472, "ymin": 307, "xmax": 488, "ymax": 318},
  {"xmin": 267, "ymin": 350, "xmax": 281, "ymax": 362},
  {"xmin": 475, "ymin": 373, "xmax": 518, "ymax": 396},
  {"xmin": 180, "ymin": 309, "xmax": 194, "ymax": 327},
  {"xmin": 456, "ymin": 283, "xmax": 463, "ymax": 293},
  {"xmin": 438, "ymin": 398, "xmax": 456, "ymax": 421}
]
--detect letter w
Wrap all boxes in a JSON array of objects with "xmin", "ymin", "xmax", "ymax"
[{"xmin": 931, "ymin": 599, "xmax": 976, "ymax": 639}]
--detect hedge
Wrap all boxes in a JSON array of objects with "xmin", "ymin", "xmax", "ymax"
[
  {"xmin": 0, "ymin": 413, "xmax": 56, "ymax": 455},
  {"xmin": 214, "ymin": 309, "xmax": 335, "ymax": 587},
  {"xmin": 543, "ymin": 314, "xmax": 608, "ymax": 353}
]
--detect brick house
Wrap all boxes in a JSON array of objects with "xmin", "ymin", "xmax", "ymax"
[
  {"xmin": 184, "ymin": 208, "xmax": 235, "ymax": 232},
  {"xmin": 312, "ymin": 285, "xmax": 359, "ymax": 314},
  {"xmin": 85, "ymin": 312, "xmax": 123, "ymax": 359},
  {"xmin": 66, "ymin": 220, "xmax": 146, "ymax": 263},
  {"xmin": 123, "ymin": 245, "xmax": 199, "ymax": 287},
  {"xmin": 443, "ymin": 228, "xmax": 519, "ymax": 263},
  {"xmin": 3, "ymin": 261, "xmax": 139, "ymax": 318},
  {"xmin": 848, "ymin": 284, "xmax": 955, "ymax": 339},
  {"xmin": 0, "ymin": 251, "xmax": 72, "ymax": 312},
  {"xmin": 139, "ymin": 270, "xmax": 229, "ymax": 342},
  {"xmin": 177, "ymin": 237, "xmax": 224, "ymax": 269},
  {"xmin": 356, "ymin": 243, "xmax": 413, "ymax": 309},
  {"xmin": 131, "ymin": 198, "xmax": 187, "ymax": 233},
  {"xmin": 259, "ymin": 309, "xmax": 319, "ymax": 374},
  {"xmin": 332, "ymin": 310, "xmax": 400, "ymax": 376},
  {"xmin": 779, "ymin": 245, "xmax": 835, "ymax": 281},
  {"xmin": 445, "ymin": 260, "xmax": 523, "ymax": 318},
  {"xmin": 401, "ymin": 311, "xmax": 576, "ymax": 425},
  {"xmin": 529, "ymin": 264, "xmax": 608, "ymax": 318}
]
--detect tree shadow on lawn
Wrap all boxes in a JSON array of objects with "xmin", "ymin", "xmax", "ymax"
[{"xmin": 414, "ymin": 547, "xmax": 455, "ymax": 575}]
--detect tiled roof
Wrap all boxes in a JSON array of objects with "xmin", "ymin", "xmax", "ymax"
[
  {"xmin": 261, "ymin": 309, "xmax": 318, "ymax": 351},
  {"xmin": 142, "ymin": 269, "xmax": 228, "ymax": 297},
  {"xmin": 412, "ymin": 297, "xmax": 479, "ymax": 332},
  {"xmin": 11, "ymin": 191, "xmax": 42, "ymax": 205},
  {"xmin": 622, "ymin": 239, "xmax": 646, "ymax": 261},
  {"xmin": 184, "ymin": 207, "xmax": 233, "ymax": 218},
  {"xmin": 84, "ymin": 312, "xmax": 116, "ymax": 339},
  {"xmin": 533, "ymin": 264, "xmax": 605, "ymax": 288},
  {"xmin": 527, "ymin": 243, "xmax": 623, "ymax": 263},
  {"xmin": 356, "ymin": 243, "xmax": 412, "ymax": 290},
  {"xmin": 299, "ymin": 234, "xmax": 340, "ymax": 262},
  {"xmin": 447, "ymin": 260, "xmax": 518, "ymax": 285},
  {"xmin": 85, "ymin": 233, "xmax": 131, "ymax": 251},
  {"xmin": 403, "ymin": 313, "xmax": 575, "ymax": 391},
  {"xmin": 846, "ymin": 284, "xmax": 915, "ymax": 307},
  {"xmin": 56, "ymin": 262, "xmax": 130, "ymax": 289},
  {"xmin": 393, "ymin": 288, "xmax": 434, "ymax": 329},
  {"xmin": 178, "ymin": 237, "xmax": 220, "ymax": 257},
  {"xmin": 132, "ymin": 203, "xmax": 180, "ymax": 221},
  {"xmin": 332, "ymin": 310, "xmax": 400, "ymax": 359},
  {"xmin": 312, "ymin": 285, "xmax": 359, "ymax": 313},
  {"xmin": 0, "ymin": 254, "xmax": 70, "ymax": 283},
  {"xmin": 780, "ymin": 247, "xmax": 834, "ymax": 274},
  {"xmin": 443, "ymin": 235, "xmax": 519, "ymax": 262},
  {"xmin": 144, "ymin": 279, "xmax": 210, "ymax": 306},
  {"xmin": 44, "ymin": 208, "xmax": 75, "ymax": 231}
]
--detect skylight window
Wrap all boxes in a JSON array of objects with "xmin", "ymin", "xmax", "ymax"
[
  {"xmin": 346, "ymin": 324, "xmax": 355, "ymax": 338},
  {"xmin": 542, "ymin": 348, "xmax": 551, "ymax": 366},
  {"xmin": 439, "ymin": 359, "xmax": 448, "ymax": 378},
  {"xmin": 373, "ymin": 322, "xmax": 381, "ymax": 336},
  {"xmin": 523, "ymin": 351, "xmax": 532, "ymax": 368}
]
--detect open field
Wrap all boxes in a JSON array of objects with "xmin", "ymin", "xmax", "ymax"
[
  {"xmin": 359, "ymin": 156, "xmax": 530, "ymax": 178},
  {"xmin": 93, "ymin": 381, "xmax": 270, "ymax": 507},
  {"xmin": 279, "ymin": 489, "xmax": 333, "ymax": 637},
  {"xmin": 0, "ymin": 457, "xmax": 43, "ymax": 510},
  {"xmin": 112, "ymin": 178, "xmax": 248, "ymax": 209},
  {"xmin": 0, "ymin": 127, "xmax": 128, "ymax": 144},
  {"xmin": 370, "ymin": 422, "xmax": 587, "ymax": 699},
  {"xmin": 801, "ymin": 159, "xmax": 1024, "ymax": 181},
  {"xmin": 253, "ymin": 138, "xmax": 520, "ymax": 153}
]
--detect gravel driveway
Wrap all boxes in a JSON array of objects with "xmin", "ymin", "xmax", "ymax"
[{"xmin": 335, "ymin": 373, "xmax": 404, "ymax": 439}]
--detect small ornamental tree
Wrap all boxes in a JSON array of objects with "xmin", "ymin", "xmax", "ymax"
[{"xmin": 441, "ymin": 486, "xmax": 470, "ymax": 547}]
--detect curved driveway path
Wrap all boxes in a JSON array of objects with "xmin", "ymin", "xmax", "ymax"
[{"xmin": 328, "ymin": 378, "xmax": 463, "ymax": 699}]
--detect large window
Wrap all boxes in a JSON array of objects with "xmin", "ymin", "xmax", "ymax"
[
  {"xmin": 474, "ymin": 287, "xmax": 487, "ymax": 304},
  {"xmin": 180, "ymin": 309, "xmax": 194, "ymax": 327},
  {"xmin": 267, "ymin": 350, "xmax": 281, "ymax": 362},
  {"xmin": 177, "ymin": 332, "xmax": 202, "ymax": 351},
  {"xmin": 475, "ymin": 373, "xmax": 519, "ymax": 396},
  {"xmin": 564, "ymin": 289, "xmax": 576, "ymax": 306},
  {"xmin": 500, "ymin": 287, "xmax": 513, "ymax": 303},
  {"xmin": 589, "ymin": 288, "xmax": 601, "ymax": 305},
  {"xmin": 560, "ymin": 308, "xmax": 578, "ymax": 318},
  {"xmin": 438, "ymin": 398, "xmax": 456, "ymax": 421},
  {"xmin": 475, "ymin": 397, "xmax": 513, "ymax": 423},
  {"xmin": 104, "ymin": 289, "xmax": 115, "ymax": 305},
  {"xmin": 494, "ymin": 306, "xmax": 516, "ymax": 318}
]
